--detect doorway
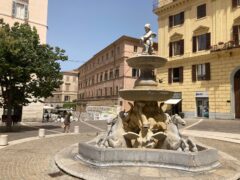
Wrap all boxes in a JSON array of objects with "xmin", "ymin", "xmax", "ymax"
[
  {"xmin": 196, "ymin": 98, "xmax": 209, "ymax": 118},
  {"xmin": 234, "ymin": 70, "xmax": 240, "ymax": 118}
]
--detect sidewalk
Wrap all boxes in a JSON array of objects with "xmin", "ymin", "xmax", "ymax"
[
  {"xmin": 182, "ymin": 129, "xmax": 240, "ymax": 144},
  {"xmin": 182, "ymin": 118, "xmax": 240, "ymax": 144}
]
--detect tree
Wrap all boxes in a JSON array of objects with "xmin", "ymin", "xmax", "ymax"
[{"xmin": 0, "ymin": 19, "xmax": 68, "ymax": 129}]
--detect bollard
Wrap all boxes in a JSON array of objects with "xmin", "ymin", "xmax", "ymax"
[
  {"xmin": 0, "ymin": 135, "xmax": 8, "ymax": 146},
  {"xmin": 74, "ymin": 126, "xmax": 79, "ymax": 133},
  {"xmin": 39, "ymin": 129, "xmax": 45, "ymax": 138}
]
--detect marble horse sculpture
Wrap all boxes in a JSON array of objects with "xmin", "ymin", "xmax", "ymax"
[{"xmin": 160, "ymin": 114, "xmax": 198, "ymax": 152}]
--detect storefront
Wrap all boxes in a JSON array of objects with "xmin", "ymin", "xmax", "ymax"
[
  {"xmin": 195, "ymin": 91, "xmax": 209, "ymax": 118},
  {"xmin": 164, "ymin": 92, "xmax": 182, "ymax": 116}
]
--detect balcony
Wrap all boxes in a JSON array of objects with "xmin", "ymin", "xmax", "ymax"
[
  {"xmin": 153, "ymin": 0, "xmax": 178, "ymax": 11},
  {"xmin": 210, "ymin": 40, "xmax": 240, "ymax": 53}
]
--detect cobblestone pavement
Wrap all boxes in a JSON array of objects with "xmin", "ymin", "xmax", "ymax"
[
  {"xmin": 0, "ymin": 134, "xmax": 95, "ymax": 180},
  {"xmin": 0, "ymin": 118, "xmax": 240, "ymax": 179}
]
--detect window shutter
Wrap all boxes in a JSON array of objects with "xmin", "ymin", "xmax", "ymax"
[
  {"xmin": 180, "ymin": 11, "xmax": 185, "ymax": 24},
  {"xmin": 169, "ymin": 16, "xmax": 173, "ymax": 28},
  {"xmin": 232, "ymin": 0, "xmax": 237, "ymax": 8},
  {"xmin": 233, "ymin": 25, "xmax": 239, "ymax": 45},
  {"xmin": 206, "ymin": 33, "xmax": 211, "ymax": 50},
  {"xmin": 179, "ymin": 67, "xmax": 184, "ymax": 83},
  {"xmin": 205, "ymin": 63, "xmax": 211, "ymax": 80},
  {"xmin": 192, "ymin": 36, "xmax": 197, "ymax": 52},
  {"xmin": 180, "ymin": 39, "xmax": 184, "ymax": 55},
  {"xmin": 24, "ymin": 4, "xmax": 29, "ymax": 20},
  {"xmin": 168, "ymin": 68, "xmax": 172, "ymax": 84},
  {"xmin": 169, "ymin": 42, "xmax": 173, "ymax": 57},
  {"xmin": 192, "ymin": 65, "xmax": 196, "ymax": 82},
  {"xmin": 12, "ymin": 1, "xmax": 16, "ymax": 17}
]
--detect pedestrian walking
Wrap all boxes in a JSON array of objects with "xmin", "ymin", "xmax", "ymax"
[{"xmin": 63, "ymin": 111, "xmax": 71, "ymax": 133}]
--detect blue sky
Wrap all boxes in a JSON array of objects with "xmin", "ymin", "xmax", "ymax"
[{"xmin": 47, "ymin": 0, "xmax": 158, "ymax": 71}]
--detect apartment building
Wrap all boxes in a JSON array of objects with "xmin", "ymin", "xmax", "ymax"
[
  {"xmin": 76, "ymin": 36, "xmax": 157, "ymax": 112},
  {"xmin": 154, "ymin": 0, "xmax": 240, "ymax": 119},
  {"xmin": 45, "ymin": 70, "xmax": 79, "ymax": 108},
  {"xmin": 0, "ymin": 0, "xmax": 48, "ymax": 121}
]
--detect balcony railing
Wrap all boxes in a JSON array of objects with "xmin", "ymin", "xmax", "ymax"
[
  {"xmin": 210, "ymin": 40, "xmax": 240, "ymax": 52},
  {"xmin": 153, "ymin": 0, "xmax": 178, "ymax": 11}
]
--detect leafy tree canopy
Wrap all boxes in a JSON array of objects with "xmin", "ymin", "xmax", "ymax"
[{"xmin": 0, "ymin": 19, "xmax": 67, "ymax": 115}]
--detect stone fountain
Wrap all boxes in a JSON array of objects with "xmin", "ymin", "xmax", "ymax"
[
  {"xmin": 76, "ymin": 23, "xmax": 218, "ymax": 169},
  {"xmin": 54, "ymin": 24, "xmax": 240, "ymax": 180}
]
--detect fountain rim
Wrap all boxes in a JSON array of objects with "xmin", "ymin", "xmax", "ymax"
[{"xmin": 126, "ymin": 54, "xmax": 167, "ymax": 69}]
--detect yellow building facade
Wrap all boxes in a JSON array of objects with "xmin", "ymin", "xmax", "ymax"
[{"xmin": 154, "ymin": 0, "xmax": 240, "ymax": 119}]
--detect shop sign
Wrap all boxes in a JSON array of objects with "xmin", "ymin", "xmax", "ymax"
[{"xmin": 195, "ymin": 91, "xmax": 208, "ymax": 98}]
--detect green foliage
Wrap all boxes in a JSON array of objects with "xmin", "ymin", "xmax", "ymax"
[
  {"xmin": 63, "ymin": 102, "xmax": 76, "ymax": 110},
  {"xmin": 0, "ymin": 19, "xmax": 68, "ymax": 125}
]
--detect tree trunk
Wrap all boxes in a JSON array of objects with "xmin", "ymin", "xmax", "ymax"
[{"xmin": 5, "ymin": 90, "xmax": 13, "ymax": 131}]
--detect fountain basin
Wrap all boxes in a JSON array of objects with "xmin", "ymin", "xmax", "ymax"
[
  {"xmin": 77, "ymin": 142, "xmax": 219, "ymax": 172},
  {"xmin": 126, "ymin": 55, "xmax": 167, "ymax": 69},
  {"xmin": 119, "ymin": 89, "xmax": 173, "ymax": 101}
]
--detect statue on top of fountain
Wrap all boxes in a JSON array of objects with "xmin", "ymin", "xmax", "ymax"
[{"xmin": 140, "ymin": 23, "xmax": 157, "ymax": 55}]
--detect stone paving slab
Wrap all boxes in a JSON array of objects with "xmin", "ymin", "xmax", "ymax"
[
  {"xmin": 182, "ymin": 130, "xmax": 240, "ymax": 144},
  {"xmin": 55, "ymin": 143, "xmax": 240, "ymax": 180},
  {"xmin": 0, "ymin": 133, "xmax": 96, "ymax": 180}
]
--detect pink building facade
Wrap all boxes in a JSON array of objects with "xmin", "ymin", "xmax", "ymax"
[{"xmin": 76, "ymin": 36, "xmax": 158, "ymax": 112}]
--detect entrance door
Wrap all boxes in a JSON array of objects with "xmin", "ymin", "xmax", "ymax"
[
  {"xmin": 234, "ymin": 70, "xmax": 240, "ymax": 118},
  {"xmin": 196, "ymin": 98, "xmax": 209, "ymax": 118}
]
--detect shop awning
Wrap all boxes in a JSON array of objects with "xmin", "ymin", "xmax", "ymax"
[{"xmin": 164, "ymin": 99, "xmax": 182, "ymax": 105}]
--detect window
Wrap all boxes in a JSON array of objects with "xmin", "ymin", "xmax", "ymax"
[
  {"xmin": 104, "ymin": 71, "xmax": 108, "ymax": 81},
  {"xmin": 116, "ymin": 86, "xmax": 119, "ymax": 95},
  {"xmin": 66, "ymin": 76, "xmax": 70, "ymax": 81},
  {"xmin": 169, "ymin": 12, "xmax": 184, "ymax": 27},
  {"xmin": 115, "ymin": 68, "xmax": 119, "ymax": 78},
  {"xmin": 192, "ymin": 63, "xmax": 211, "ymax": 81},
  {"xmin": 73, "ymin": 77, "xmax": 76, "ymax": 82},
  {"xmin": 12, "ymin": 0, "xmax": 29, "ymax": 20},
  {"xmin": 193, "ymin": 33, "xmax": 211, "ymax": 52},
  {"xmin": 134, "ymin": 46, "xmax": 138, "ymax": 52},
  {"xmin": 168, "ymin": 67, "xmax": 183, "ymax": 83},
  {"xmin": 100, "ymin": 73, "xmax": 103, "ymax": 82},
  {"xmin": 110, "ymin": 87, "xmax": 113, "ymax": 96},
  {"xmin": 109, "ymin": 69, "xmax": 113, "ymax": 79},
  {"xmin": 233, "ymin": 25, "xmax": 240, "ymax": 46},
  {"xmin": 197, "ymin": 4, "xmax": 206, "ymax": 19},
  {"xmin": 232, "ymin": 0, "xmax": 240, "ymax": 8},
  {"xmin": 132, "ymin": 68, "xmax": 140, "ymax": 77},
  {"xmin": 116, "ymin": 46, "xmax": 120, "ymax": 54},
  {"xmin": 105, "ymin": 87, "xmax": 108, "ymax": 96},
  {"xmin": 111, "ymin": 50, "xmax": 114, "ymax": 57},
  {"xmin": 197, "ymin": 64, "xmax": 206, "ymax": 80},
  {"xmin": 96, "ymin": 74, "xmax": 99, "ymax": 83},
  {"xmin": 65, "ymin": 84, "xmax": 70, "ymax": 91},
  {"xmin": 64, "ymin": 96, "xmax": 70, "ymax": 102},
  {"xmin": 169, "ymin": 40, "xmax": 184, "ymax": 57},
  {"xmin": 106, "ymin": 53, "xmax": 109, "ymax": 60}
]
